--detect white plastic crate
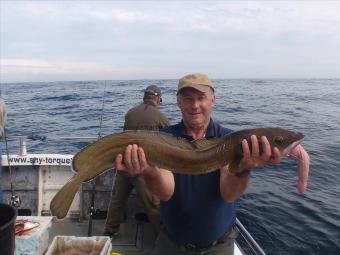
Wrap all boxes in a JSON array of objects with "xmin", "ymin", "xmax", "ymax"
[{"xmin": 45, "ymin": 236, "xmax": 112, "ymax": 255}]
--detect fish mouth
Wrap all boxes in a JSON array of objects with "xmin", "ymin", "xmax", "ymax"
[{"xmin": 283, "ymin": 138, "xmax": 304, "ymax": 156}]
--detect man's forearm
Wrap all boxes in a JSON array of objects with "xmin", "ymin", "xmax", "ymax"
[
  {"xmin": 220, "ymin": 166, "xmax": 250, "ymax": 202},
  {"xmin": 144, "ymin": 167, "xmax": 174, "ymax": 201}
]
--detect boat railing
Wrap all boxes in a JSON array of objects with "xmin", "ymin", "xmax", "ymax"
[
  {"xmin": 5, "ymin": 135, "xmax": 98, "ymax": 141},
  {"xmin": 235, "ymin": 218, "xmax": 266, "ymax": 255},
  {"xmin": 3, "ymin": 135, "xmax": 98, "ymax": 156}
]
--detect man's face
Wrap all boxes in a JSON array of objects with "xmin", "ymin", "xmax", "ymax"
[{"xmin": 177, "ymin": 87, "xmax": 215, "ymax": 130}]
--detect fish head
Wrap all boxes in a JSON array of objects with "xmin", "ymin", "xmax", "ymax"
[
  {"xmin": 223, "ymin": 127, "xmax": 305, "ymax": 175},
  {"xmin": 263, "ymin": 128, "xmax": 304, "ymax": 156}
]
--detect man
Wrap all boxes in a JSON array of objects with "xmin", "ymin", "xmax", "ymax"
[
  {"xmin": 104, "ymin": 85, "xmax": 170, "ymax": 238},
  {"xmin": 114, "ymin": 73, "xmax": 310, "ymax": 254}
]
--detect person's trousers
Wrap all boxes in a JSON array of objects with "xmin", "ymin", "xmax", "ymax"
[
  {"xmin": 149, "ymin": 227, "xmax": 238, "ymax": 255},
  {"xmin": 105, "ymin": 172, "xmax": 160, "ymax": 232}
]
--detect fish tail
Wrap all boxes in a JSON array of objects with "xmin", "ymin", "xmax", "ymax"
[{"xmin": 50, "ymin": 175, "xmax": 81, "ymax": 219}]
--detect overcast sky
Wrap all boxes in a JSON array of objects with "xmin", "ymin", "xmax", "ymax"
[{"xmin": 1, "ymin": 1, "xmax": 339, "ymax": 83}]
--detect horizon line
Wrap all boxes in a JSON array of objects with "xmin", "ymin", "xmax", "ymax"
[{"xmin": 1, "ymin": 77, "xmax": 340, "ymax": 84}]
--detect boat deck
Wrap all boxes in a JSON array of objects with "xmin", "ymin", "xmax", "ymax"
[{"xmin": 47, "ymin": 190, "xmax": 158, "ymax": 255}]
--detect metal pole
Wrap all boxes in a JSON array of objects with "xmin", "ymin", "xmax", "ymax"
[{"xmin": 235, "ymin": 218, "xmax": 266, "ymax": 255}]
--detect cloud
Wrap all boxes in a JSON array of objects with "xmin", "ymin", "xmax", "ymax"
[
  {"xmin": 0, "ymin": 58, "xmax": 170, "ymax": 82},
  {"xmin": 4, "ymin": 1, "xmax": 339, "ymax": 34},
  {"xmin": 1, "ymin": 1, "xmax": 340, "ymax": 82}
]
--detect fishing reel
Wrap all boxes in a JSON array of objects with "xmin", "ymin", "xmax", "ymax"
[{"xmin": 9, "ymin": 195, "xmax": 21, "ymax": 208}]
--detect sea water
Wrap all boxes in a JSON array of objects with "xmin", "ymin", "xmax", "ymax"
[{"xmin": 1, "ymin": 79, "xmax": 340, "ymax": 254}]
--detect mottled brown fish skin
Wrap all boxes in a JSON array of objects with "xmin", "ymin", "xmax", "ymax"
[{"xmin": 50, "ymin": 127, "xmax": 303, "ymax": 218}]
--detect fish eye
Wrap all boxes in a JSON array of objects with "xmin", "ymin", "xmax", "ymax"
[{"xmin": 274, "ymin": 136, "xmax": 284, "ymax": 145}]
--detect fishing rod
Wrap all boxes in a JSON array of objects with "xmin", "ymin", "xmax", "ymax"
[
  {"xmin": 0, "ymin": 93, "xmax": 21, "ymax": 208},
  {"xmin": 87, "ymin": 80, "xmax": 107, "ymax": 237},
  {"xmin": 3, "ymin": 128, "xmax": 21, "ymax": 208}
]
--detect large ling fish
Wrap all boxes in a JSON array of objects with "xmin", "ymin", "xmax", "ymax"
[{"xmin": 50, "ymin": 127, "xmax": 303, "ymax": 219}]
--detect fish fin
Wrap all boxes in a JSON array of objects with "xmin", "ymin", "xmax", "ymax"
[
  {"xmin": 157, "ymin": 133, "xmax": 195, "ymax": 150},
  {"xmin": 50, "ymin": 175, "xmax": 81, "ymax": 219},
  {"xmin": 167, "ymin": 137, "xmax": 194, "ymax": 149},
  {"xmin": 228, "ymin": 161, "xmax": 241, "ymax": 175},
  {"xmin": 191, "ymin": 138, "xmax": 221, "ymax": 150},
  {"xmin": 227, "ymin": 142, "xmax": 244, "ymax": 174}
]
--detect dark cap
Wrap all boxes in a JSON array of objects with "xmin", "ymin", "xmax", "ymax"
[{"xmin": 144, "ymin": 85, "xmax": 162, "ymax": 99}]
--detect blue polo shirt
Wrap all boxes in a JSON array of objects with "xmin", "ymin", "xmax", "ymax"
[{"xmin": 160, "ymin": 119, "xmax": 236, "ymax": 246}]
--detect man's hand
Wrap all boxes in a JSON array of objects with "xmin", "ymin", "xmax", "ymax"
[
  {"xmin": 115, "ymin": 143, "xmax": 175, "ymax": 201},
  {"xmin": 238, "ymin": 135, "xmax": 310, "ymax": 193},
  {"xmin": 115, "ymin": 144, "xmax": 155, "ymax": 176},
  {"xmin": 238, "ymin": 135, "xmax": 281, "ymax": 171}
]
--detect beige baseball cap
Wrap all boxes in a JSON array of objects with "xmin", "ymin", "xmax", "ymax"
[{"xmin": 177, "ymin": 73, "xmax": 214, "ymax": 95}]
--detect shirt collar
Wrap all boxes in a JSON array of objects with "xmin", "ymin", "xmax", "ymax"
[
  {"xmin": 205, "ymin": 119, "xmax": 216, "ymax": 138},
  {"xmin": 177, "ymin": 119, "xmax": 216, "ymax": 140}
]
